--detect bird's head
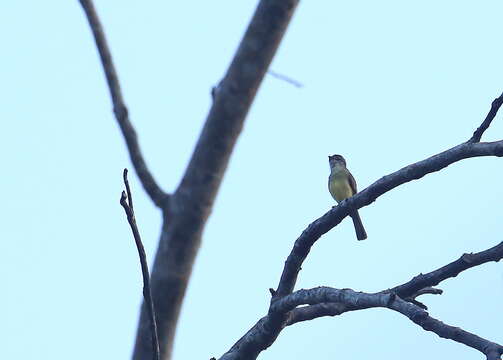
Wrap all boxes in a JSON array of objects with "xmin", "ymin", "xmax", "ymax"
[{"xmin": 328, "ymin": 154, "xmax": 346, "ymax": 168}]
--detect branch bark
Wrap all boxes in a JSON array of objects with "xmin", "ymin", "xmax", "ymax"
[
  {"xmin": 221, "ymin": 240, "xmax": 503, "ymax": 360},
  {"xmin": 78, "ymin": 0, "xmax": 166, "ymax": 207},
  {"xmin": 78, "ymin": 1, "xmax": 299, "ymax": 359},
  {"xmin": 275, "ymin": 287, "xmax": 503, "ymax": 360},
  {"xmin": 288, "ymin": 241, "xmax": 503, "ymax": 325},
  {"xmin": 274, "ymin": 92, "xmax": 503, "ymax": 300},
  {"xmin": 219, "ymin": 93, "xmax": 503, "ymax": 359},
  {"xmin": 274, "ymin": 140, "xmax": 503, "ymax": 300},
  {"xmin": 131, "ymin": 2, "xmax": 299, "ymax": 360}
]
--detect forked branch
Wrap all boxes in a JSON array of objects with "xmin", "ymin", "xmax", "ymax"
[
  {"xmin": 221, "ymin": 241, "xmax": 503, "ymax": 360},
  {"xmin": 220, "ymin": 93, "xmax": 503, "ymax": 360},
  {"xmin": 288, "ymin": 241, "xmax": 503, "ymax": 325},
  {"xmin": 469, "ymin": 92, "xmax": 503, "ymax": 143},
  {"xmin": 273, "ymin": 287, "xmax": 503, "ymax": 360}
]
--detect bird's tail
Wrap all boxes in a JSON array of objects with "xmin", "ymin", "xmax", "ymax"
[{"xmin": 350, "ymin": 210, "xmax": 367, "ymax": 241}]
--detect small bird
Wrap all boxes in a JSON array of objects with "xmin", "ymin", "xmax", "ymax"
[{"xmin": 328, "ymin": 154, "xmax": 367, "ymax": 240}]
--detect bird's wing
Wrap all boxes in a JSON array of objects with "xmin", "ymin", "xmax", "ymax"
[{"xmin": 347, "ymin": 170, "xmax": 358, "ymax": 195}]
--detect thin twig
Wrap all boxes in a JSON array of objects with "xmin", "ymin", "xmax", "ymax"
[
  {"xmin": 123, "ymin": 168, "xmax": 134, "ymax": 212},
  {"xmin": 267, "ymin": 70, "xmax": 303, "ymax": 88},
  {"xmin": 79, "ymin": 0, "xmax": 166, "ymax": 207},
  {"xmin": 120, "ymin": 169, "xmax": 160, "ymax": 360},
  {"xmin": 469, "ymin": 91, "xmax": 503, "ymax": 143},
  {"xmin": 400, "ymin": 286, "xmax": 443, "ymax": 310}
]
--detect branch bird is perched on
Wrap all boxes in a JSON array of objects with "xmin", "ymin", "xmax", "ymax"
[{"xmin": 328, "ymin": 154, "xmax": 367, "ymax": 240}]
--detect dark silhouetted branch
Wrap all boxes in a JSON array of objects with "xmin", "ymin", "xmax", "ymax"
[
  {"xmin": 274, "ymin": 140, "xmax": 503, "ymax": 299},
  {"xmin": 79, "ymin": 0, "xmax": 166, "ymax": 207},
  {"xmin": 221, "ymin": 237, "xmax": 503, "ymax": 360},
  {"xmin": 387, "ymin": 295, "xmax": 503, "ymax": 360},
  {"xmin": 222, "ymin": 286, "xmax": 503, "ymax": 360},
  {"xmin": 275, "ymin": 93, "xmax": 503, "ymax": 300},
  {"xmin": 286, "ymin": 287, "xmax": 444, "ymax": 323},
  {"xmin": 469, "ymin": 92, "xmax": 503, "ymax": 143},
  {"xmin": 219, "ymin": 92, "xmax": 503, "ymax": 360},
  {"xmin": 132, "ymin": 1, "xmax": 300, "ymax": 360},
  {"xmin": 288, "ymin": 242, "xmax": 503, "ymax": 324},
  {"xmin": 120, "ymin": 169, "xmax": 160, "ymax": 360},
  {"xmin": 401, "ymin": 286, "xmax": 443, "ymax": 310},
  {"xmin": 391, "ymin": 241, "xmax": 503, "ymax": 297},
  {"xmin": 286, "ymin": 302, "xmax": 352, "ymax": 325}
]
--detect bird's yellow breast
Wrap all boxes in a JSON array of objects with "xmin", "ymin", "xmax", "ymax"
[{"xmin": 328, "ymin": 175, "xmax": 353, "ymax": 203}]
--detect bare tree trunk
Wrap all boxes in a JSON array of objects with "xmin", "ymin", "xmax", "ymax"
[
  {"xmin": 78, "ymin": 1, "xmax": 299, "ymax": 358},
  {"xmin": 133, "ymin": 2, "xmax": 299, "ymax": 358}
]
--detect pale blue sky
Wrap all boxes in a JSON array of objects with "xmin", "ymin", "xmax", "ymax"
[{"xmin": 2, "ymin": 2, "xmax": 502, "ymax": 360}]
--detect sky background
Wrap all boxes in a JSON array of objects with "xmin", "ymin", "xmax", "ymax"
[{"xmin": 2, "ymin": 1, "xmax": 503, "ymax": 360}]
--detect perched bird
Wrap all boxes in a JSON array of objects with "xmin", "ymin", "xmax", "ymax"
[{"xmin": 328, "ymin": 154, "xmax": 367, "ymax": 240}]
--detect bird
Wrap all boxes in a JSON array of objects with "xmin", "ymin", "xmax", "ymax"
[{"xmin": 328, "ymin": 154, "xmax": 367, "ymax": 240}]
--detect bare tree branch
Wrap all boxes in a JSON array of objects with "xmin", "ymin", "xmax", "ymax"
[
  {"xmin": 407, "ymin": 286, "xmax": 443, "ymax": 297},
  {"xmin": 273, "ymin": 93, "xmax": 503, "ymax": 301},
  {"xmin": 390, "ymin": 241, "xmax": 503, "ymax": 297},
  {"xmin": 469, "ymin": 92, "xmax": 503, "ymax": 143},
  {"xmin": 221, "ymin": 240, "xmax": 503, "ymax": 360},
  {"xmin": 286, "ymin": 302, "xmax": 354, "ymax": 325},
  {"xmin": 402, "ymin": 287, "xmax": 443, "ymax": 310},
  {"xmin": 288, "ymin": 241, "xmax": 503, "ymax": 325},
  {"xmin": 224, "ymin": 285, "xmax": 503, "ymax": 360},
  {"xmin": 276, "ymin": 288, "xmax": 503, "ymax": 360},
  {"xmin": 132, "ymin": 2, "xmax": 300, "ymax": 360},
  {"xmin": 218, "ymin": 93, "xmax": 503, "ymax": 359},
  {"xmin": 78, "ymin": 0, "xmax": 166, "ymax": 207},
  {"xmin": 120, "ymin": 169, "xmax": 160, "ymax": 360},
  {"xmin": 78, "ymin": 1, "xmax": 299, "ymax": 358},
  {"xmin": 286, "ymin": 287, "xmax": 444, "ymax": 324},
  {"xmin": 274, "ymin": 140, "xmax": 503, "ymax": 299}
]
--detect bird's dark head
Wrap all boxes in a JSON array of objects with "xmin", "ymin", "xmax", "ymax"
[{"xmin": 328, "ymin": 154, "xmax": 346, "ymax": 168}]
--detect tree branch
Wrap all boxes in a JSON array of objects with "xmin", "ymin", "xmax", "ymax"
[
  {"xmin": 218, "ymin": 92, "xmax": 503, "ymax": 359},
  {"xmin": 287, "ymin": 241, "xmax": 503, "ymax": 325},
  {"xmin": 220, "ymin": 241, "xmax": 503, "ymax": 358},
  {"xmin": 274, "ymin": 140, "xmax": 503, "ymax": 299},
  {"xmin": 78, "ymin": 0, "xmax": 166, "ymax": 207},
  {"xmin": 120, "ymin": 169, "xmax": 160, "ymax": 360},
  {"xmin": 386, "ymin": 295, "xmax": 503, "ymax": 360},
  {"xmin": 391, "ymin": 241, "xmax": 503, "ymax": 297},
  {"xmin": 224, "ymin": 286, "xmax": 503, "ymax": 360},
  {"xmin": 469, "ymin": 92, "xmax": 503, "ymax": 143},
  {"xmin": 401, "ymin": 287, "xmax": 443, "ymax": 310},
  {"xmin": 132, "ymin": 2, "xmax": 300, "ymax": 360},
  {"xmin": 274, "ymin": 92, "xmax": 503, "ymax": 300}
]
